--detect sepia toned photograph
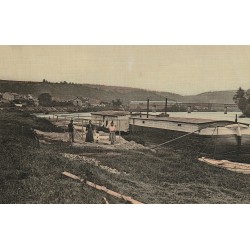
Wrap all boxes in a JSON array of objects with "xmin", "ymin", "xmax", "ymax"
[
  {"xmin": 1, "ymin": 45, "xmax": 250, "ymax": 204},
  {"xmin": 2, "ymin": 0, "xmax": 250, "ymax": 249}
]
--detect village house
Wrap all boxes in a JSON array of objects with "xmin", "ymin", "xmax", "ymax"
[
  {"xmin": 2, "ymin": 92, "xmax": 20, "ymax": 101},
  {"xmin": 2, "ymin": 92, "xmax": 31, "ymax": 101},
  {"xmin": 73, "ymin": 97, "xmax": 83, "ymax": 107},
  {"xmin": 88, "ymin": 98, "xmax": 101, "ymax": 107}
]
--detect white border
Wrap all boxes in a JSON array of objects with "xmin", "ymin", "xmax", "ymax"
[
  {"xmin": 1, "ymin": 205, "xmax": 250, "ymax": 250},
  {"xmin": 1, "ymin": 0, "xmax": 250, "ymax": 45},
  {"xmin": 1, "ymin": 0, "xmax": 250, "ymax": 249}
]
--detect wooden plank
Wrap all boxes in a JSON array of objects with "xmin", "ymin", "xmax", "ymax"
[
  {"xmin": 62, "ymin": 171, "xmax": 82, "ymax": 180},
  {"xmin": 198, "ymin": 157, "xmax": 250, "ymax": 174},
  {"xmin": 103, "ymin": 197, "xmax": 109, "ymax": 204},
  {"xmin": 62, "ymin": 171, "xmax": 143, "ymax": 204}
]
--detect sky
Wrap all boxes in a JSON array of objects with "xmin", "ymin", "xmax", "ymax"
[{"xmin": 1, "ymin": 45, "xmax": 250, "ymax": 95}]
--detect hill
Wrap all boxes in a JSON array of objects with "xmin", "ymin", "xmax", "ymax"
[
  {"xmin": 0, "ymin": 79, "xmax": 182, "ymax": 103},
  {"xmin": 0, "ymin": 79, "xmax": 237, "ymax": 104},
  {"xmin": 181, "ymin": 90, "xmax": 236, "ymax": 104}
]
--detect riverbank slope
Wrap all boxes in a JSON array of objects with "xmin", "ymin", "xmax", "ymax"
[{"xmin": 1, "ymin": 110, "xmax": 250, "ymax": 203}]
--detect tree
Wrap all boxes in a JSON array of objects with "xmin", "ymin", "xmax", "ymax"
[
  {"xmin": 112, "ymin": 99, "xmax": 122, "ymax": 107},
  {"xmin": 38, "ymin": 93, "xmax": 52, "ymax": 106},
  {"xmin": 245, "ymin": 89, "xmax": 250, "ymax": 104},
  {"xmin": 233, "ymin": 87, "xmax": 247, "ymax": 112},
  {"xmin": 244, "ymin": 104, "xmax": 250, "ymax": 116}
]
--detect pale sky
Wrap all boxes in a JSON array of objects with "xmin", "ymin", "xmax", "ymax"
[{"xmin": 1, "ymin": 45, "xmax": 250, "ymax": 95}]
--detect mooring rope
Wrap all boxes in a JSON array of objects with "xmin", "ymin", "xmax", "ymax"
[
  {"xmin": 151, "ymin": 124, "xmax": 219, "ymax": 150},
  {"xmin": 151, "ymin": 128, "xmax": 202, "ymax": 149}
]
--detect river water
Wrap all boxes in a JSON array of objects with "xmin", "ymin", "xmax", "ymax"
[
  {"xmin": 35, "ymin": 112, "xmax": 92, "ymax": 120},
  {"xmin": 35, "ymin": 111, "xmax": 250, "ymax": 124},
  {"xmin": 166, "ymin": 111, "xmax": 250, "ymax": 123}
]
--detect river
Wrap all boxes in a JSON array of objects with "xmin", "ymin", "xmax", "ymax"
[
  {"xmin": 165, "ymin": 111, "xmax": 250, "ymax": 123},
  {"xmin": 35, "ymin": 111, "xmax": 250, "ymax": 124}
]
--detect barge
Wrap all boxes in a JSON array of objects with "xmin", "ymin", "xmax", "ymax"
[
  {"xmin": 90, "ymin": 110, "xmax": 250, "ymax": 147},
  {"xmin": 129, "ymin": 116, "xmax": 250, "ymax": 146}
]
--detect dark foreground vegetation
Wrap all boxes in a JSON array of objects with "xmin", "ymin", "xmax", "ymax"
[{"xmin": 1, "ymin": 110, "xmax": 250, "ymax": 204}]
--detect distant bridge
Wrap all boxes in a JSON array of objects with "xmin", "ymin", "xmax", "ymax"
[
  {"xmin": 129, "ymin": 101, "xmax": 239, "ymax": 112},
  {"xmin": 178, "ymin": 103, "xmax": 238, "ymax": 110}
]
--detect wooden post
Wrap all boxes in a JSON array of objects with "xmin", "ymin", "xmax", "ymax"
[
  {"xmin": 224, "ymin": 105, "xmax": 227, "ymax": 114},
  {"xmin": 81, "ymin": 119, "xmax": 84, "ymax": 141},
  {"xmin": 165, "ymin": 97, "xmax": 168, "ymax": 116},
  {"xmin": 118, "ymin": 119, "xmax": 121, "ymax": 143},
  {"xmin": 147, "ymin": 98, "xmax": 149, "ymax": 118}
]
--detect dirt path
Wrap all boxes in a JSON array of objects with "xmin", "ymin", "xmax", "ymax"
[
  {"xmin": 62, "ymin": 153, "xmax": 128, "ymax": 175},
  {"xmin": 35, "ymin": 129, "xmax": 151, "ymax": 150}
]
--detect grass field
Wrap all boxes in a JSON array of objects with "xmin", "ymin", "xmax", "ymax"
[{"xmin": 1, "ymin": 110, "xmax": 250, "ymax": 204}]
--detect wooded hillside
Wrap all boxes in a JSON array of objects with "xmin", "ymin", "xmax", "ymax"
[{"xmin": 0, "ymin": 79, "xmax": 236, "ymax": 104}]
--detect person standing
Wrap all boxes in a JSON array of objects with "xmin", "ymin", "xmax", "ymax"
[
  {"xmin": 109, "ymin": 121, "xmax": 116, "ymax": 145},
  {"xmin": 68, "ymin": 119, "xmax": 74, "ymax": 143},
  {"xmin": 85, "ymin": 120, "xmax": 94, "ymax": 142}
]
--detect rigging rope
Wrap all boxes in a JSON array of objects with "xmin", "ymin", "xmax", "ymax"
[
  {"xmin": 199, "ymin": 126, "xmax": 217, "ymax": 155},
  {"xmin": 200, "ymin": 127, "xmax": 216, "ymax": 154}
]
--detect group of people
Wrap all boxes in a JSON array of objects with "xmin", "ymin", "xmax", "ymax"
[{"xmin": 68, "ymin": 119, "xmax": 116, "ymax": 145}]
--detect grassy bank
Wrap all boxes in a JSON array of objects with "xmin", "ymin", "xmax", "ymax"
[
  {"xmin": 1, "ymin": 110, "xmax": 250, "ymax": 203},
  {"xmin": 0, "ymin": 110, "xmax": 122, "ymax": 203}
]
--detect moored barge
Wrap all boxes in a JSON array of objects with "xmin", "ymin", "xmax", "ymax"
[{"xmin": 129, "ymin": 115, "xmax": 250, "ymax": 147}]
